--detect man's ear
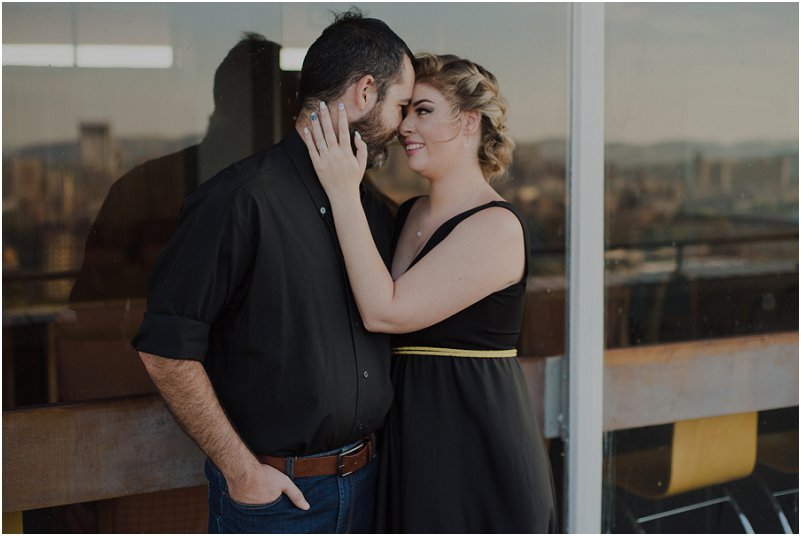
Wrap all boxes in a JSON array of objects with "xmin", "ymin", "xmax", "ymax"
[
  {"xmin": 463, "ymin": 110, "xmax": 482, "ymax": 136},
  {"xmin": 348, "ymin": 74, "xmax": 376, "ymax": 113}
]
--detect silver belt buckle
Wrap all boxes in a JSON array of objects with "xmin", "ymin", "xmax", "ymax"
[{"xmin": 336, "ymin": 441, "xmax": 365, "ymax": 477}]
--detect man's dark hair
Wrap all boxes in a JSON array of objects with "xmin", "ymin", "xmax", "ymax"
[{"xmin": 298, "ymin": 7, "xmax": 414, "ymax": 110}]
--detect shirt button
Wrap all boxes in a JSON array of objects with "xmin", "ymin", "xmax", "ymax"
[
  {"xmin": 357, "ymin": 423, "xmax": 364, "ymax": 431},
  {"xmin": 319, "ymin": 206, "xmax": 327, "ymax": 215},
  {"xmin": 363, "ymin": 370, "xmax": 369, "ymax": 378}
]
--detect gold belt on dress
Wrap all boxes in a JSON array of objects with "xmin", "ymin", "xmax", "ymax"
[{"xmin": 391, "ymin": 346, "xmax": 517, "ymax": 358}]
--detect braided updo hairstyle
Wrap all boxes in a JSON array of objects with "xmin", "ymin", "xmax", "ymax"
[{"xmin": 414, "ymin": 53, "xmax": 515, "ymax": 181}]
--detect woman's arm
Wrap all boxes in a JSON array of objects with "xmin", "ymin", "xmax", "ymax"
[{"xmin": 303, "ymin": 103, "xmax": 524, "ymax": 333}]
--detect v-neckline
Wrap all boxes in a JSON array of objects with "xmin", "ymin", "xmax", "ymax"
[{"xmin": 399, "ymin": 198, "xmax": 504, "ymax": 275}]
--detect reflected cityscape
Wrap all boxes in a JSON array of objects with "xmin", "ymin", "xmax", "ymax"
[
  {"xmin": 2, "ymin": 2, "xmax": 797, "ymax": 533},
  {"xmin": 4, "ymin": 124, "xmax": 797, "ymax": 304},
  {"xmin": 3, "ymin": 125, "xmax": 198, "ymax": 305}
]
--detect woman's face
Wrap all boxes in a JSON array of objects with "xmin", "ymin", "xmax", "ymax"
[{"xmin": 397, "ymin": 83, "xmax": 463, "ymax": 178}]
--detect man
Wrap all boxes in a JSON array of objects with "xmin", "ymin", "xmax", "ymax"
[{"xmin": 132, "ymin": 9, "xmax": 415, "ymax": 534}]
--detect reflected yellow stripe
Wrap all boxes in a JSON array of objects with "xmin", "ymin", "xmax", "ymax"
[{"xmin": 391, "ymin": 346, "xmax": 517, "ymax": 358}]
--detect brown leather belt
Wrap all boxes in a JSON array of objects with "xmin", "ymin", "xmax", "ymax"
[{"xmin": 256, "ymin": 435, "xmax": 375, "ymax": 478}]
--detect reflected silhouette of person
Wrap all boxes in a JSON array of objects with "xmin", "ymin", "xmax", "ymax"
[
  {"xmin": 45, "ymin": 33, "xmax": 285, "ymax": 534},
  {"xmin": 70, "ymin": 33, "xmax": 283, "ymax": 305}
]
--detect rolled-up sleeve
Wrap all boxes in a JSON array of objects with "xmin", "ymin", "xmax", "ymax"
[
  {"xmin": 133, "ymin": 313, "xmax": 210, "ymax": 359},
  {"xmin": 131, "ymin": 178, "xmax": 256, "ymax": 361}
]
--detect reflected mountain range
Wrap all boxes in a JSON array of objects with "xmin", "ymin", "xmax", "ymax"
[
  {"xmin": 5, "ymin": 136, "xmax": 799, "ymax": 172},
  {"xmin": 531, "ymin": 138, "xmax": 799, "ymax": 168},
  {"xmin": 7, "ymin": 135, "xmax": 200, "ymax": 174}
]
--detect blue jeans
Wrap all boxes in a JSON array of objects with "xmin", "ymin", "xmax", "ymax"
[{"xmin": 206, "ymin": 441, "xmax": 378, "ymax": 533}]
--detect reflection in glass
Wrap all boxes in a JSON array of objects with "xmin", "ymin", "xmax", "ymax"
[
  {"xmin": 4, "ymin": 3, "xmax": 288, "ymax": 531},
  {"xmin": 603, "ymin": 4, "xmax": 798, "ymax": 533},
  {"xmin": 3, "ymin": 44, "xmax": 76, "ymax": 67},
  {"xmin": 3, "ymin": 3, "xmax": 571, "ymax": 532}
]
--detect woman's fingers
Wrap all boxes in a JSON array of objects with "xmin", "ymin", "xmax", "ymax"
[
  {"xmin": 337, "ymin": 103, "xmax": 350, "ymax": 147},
  {"xmin": 301, "ymin": 127, "xmax": 320, "ymax": 165},
  {"xmin": 304, "ymin": 101, "xmax": 363, "ymax": 179},
  {"xmin": 318, "ymin": 101, "xmax": 339, "ymax": 148},
  {"xmin": 354, "ymin": 131, "xmax": 368, "ymax": 172},
  {"xmin": 309, "ymin": 110, "xmax": 327, "ymax": 153}
]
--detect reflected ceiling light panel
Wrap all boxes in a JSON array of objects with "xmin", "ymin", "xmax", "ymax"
[
  {"xmin": 280, "ymin": 48, "xmax": 307, "ymax": 71},
  {"xmin": 76, "ymin": 45, "xmax": 173, "ymax": 68},
  {"xmin": 3, "ymin": 44, "xmax": 75, "ymax": 67}
]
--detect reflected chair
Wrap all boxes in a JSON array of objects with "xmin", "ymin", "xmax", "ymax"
[
  {"xmin": 758, "ymin": 429, "xmax": 798, "ymax": 474},
  {"xmin": 751, "ymin": 407, "xmax": 799, "ymax": 533},
  {"xmin": 612, "ymin": 412, "xmax": 758, "ymax": 532}
]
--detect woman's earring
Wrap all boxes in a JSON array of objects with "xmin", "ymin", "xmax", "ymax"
[{"xmin": 463, "ymin": 137, "xmax": 470, "ymax": 149}]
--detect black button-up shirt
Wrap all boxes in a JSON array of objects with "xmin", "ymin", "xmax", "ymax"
[{"xmin": 132, "ymin": 131, "xmax": 394, "ymax": 456}]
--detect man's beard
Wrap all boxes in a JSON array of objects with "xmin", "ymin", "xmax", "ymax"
[{"xmin": 349, "ymin": 102, "xmax": 397, "ymax": 169}]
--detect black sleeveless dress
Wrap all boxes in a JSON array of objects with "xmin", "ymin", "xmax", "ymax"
[{"xmin": 375, "ymin": 197, "xmax": 557, "ymax": 533}]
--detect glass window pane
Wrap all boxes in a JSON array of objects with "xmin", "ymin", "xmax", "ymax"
[
  {"xmin": 3, "ymin": 2, "xmax": 569, "ymax": 531},
  {"xmin": 603, "ymin": 4, "xmax": 798, "ymax": 533}
]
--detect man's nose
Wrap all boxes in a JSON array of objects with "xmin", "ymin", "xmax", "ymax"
[{"xmin": 398, "ymin": 116, "xmax": 412, "ymax": 136}]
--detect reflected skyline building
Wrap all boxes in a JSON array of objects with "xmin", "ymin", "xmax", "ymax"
[{"xmin": 79, "ymin": 122, "xmax": 118, "ymax": 220}]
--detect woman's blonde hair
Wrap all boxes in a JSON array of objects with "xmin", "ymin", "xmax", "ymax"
[{"xmin": 414, "ymin": 53, "xmax": 515, "ymax": 181}]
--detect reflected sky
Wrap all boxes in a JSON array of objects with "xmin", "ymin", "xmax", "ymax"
[
  {"xmin": 2, "ymin": 2, "xmax": 797, "ymax": 150},
  {"xmin": 606, "ymin": 3, "xmax": 798, "ymax": 144}
]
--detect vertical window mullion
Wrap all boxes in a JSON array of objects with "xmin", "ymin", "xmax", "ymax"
[{"xmin": 564, "ymin": 3, "xmax": 605, "ymax": 533}]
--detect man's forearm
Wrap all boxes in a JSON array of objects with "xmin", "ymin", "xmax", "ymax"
[
  {"xmin": 139, "ymin": 352, "xmax": 310, "ymax": 509},
  {"xmin": 139, "ymin": 352, "xmax": 258, "ymax": 482}
]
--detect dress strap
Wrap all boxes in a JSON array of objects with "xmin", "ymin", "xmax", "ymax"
[
  {"xmin": 483, "ymin": 201, "xmax": 531, "ymax": 282},
  {"xmin": 410, "ymin": 200, "xmax": 531, "ymax": 281}
]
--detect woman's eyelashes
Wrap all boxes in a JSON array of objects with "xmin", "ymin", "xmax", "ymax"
[{"xmin": 415, "ymin": 106, "xmax": 432, "ymax": 116}]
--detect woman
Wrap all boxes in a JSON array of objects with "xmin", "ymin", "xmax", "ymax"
[{"xmin": 303, "ymin": 54, "xmax": 556, "ymax": 533}]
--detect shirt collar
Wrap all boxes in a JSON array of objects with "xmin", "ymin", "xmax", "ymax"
[
  {"xmin": 283, "ymin": 128, "xmax": 331, "ymax": 215},
  {"xmin": 283, "ymin": 129, "xmax": 367, "ymax": 210}
]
